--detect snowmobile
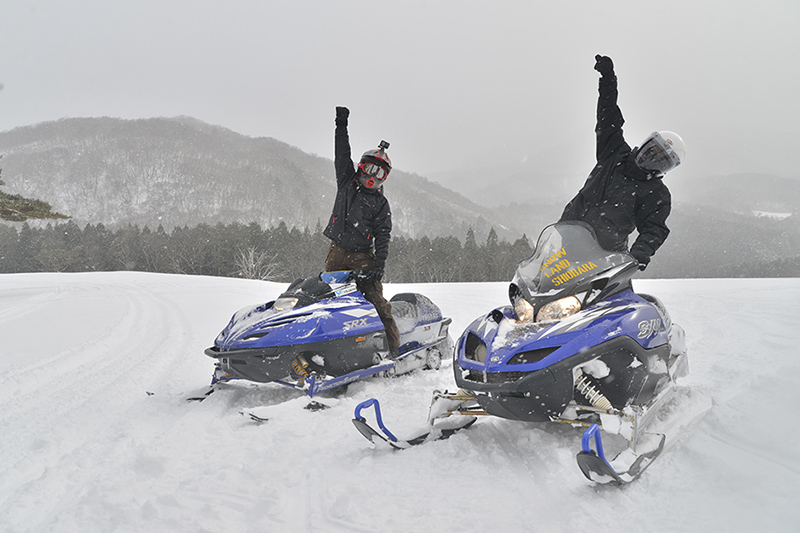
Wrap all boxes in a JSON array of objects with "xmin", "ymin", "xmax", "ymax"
[
  {"xmin": 353, "ymin": 222, "xmax": 707, "ymax": 483},
  {"xmin": 201, "ymin": 270, "xmax": 453, "ymax": 399}
]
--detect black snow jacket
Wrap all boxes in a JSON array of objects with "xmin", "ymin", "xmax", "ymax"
[
  {"xmin": 323, "ymin": 114, "xmax": 392, "ymax": 271},
  {"xmin": 560, "ymin": 71, "xmax": 671, "ymax": 265}
]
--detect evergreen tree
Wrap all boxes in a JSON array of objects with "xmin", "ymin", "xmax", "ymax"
[
  {"xmin": 139, "ymin": 224, "xmax": 170, "ymax": 272},
  {"xmin": 82, "ymin": 223, "xmax": 115, "ymax": 271},
  {"xmin": 110, "ymin": 225, "xmax": 143, "ymax": 270},
  {"xmin": 430, "ymin": 235, "xmax": 464, "ymax": 282},
  {"xmin": 35, "ymin": 223, "xmax": 73, "ymax": 271},
  {"xmin": 14, "ymin": 223, "xmax": 43, "ymax": 272},
  {"xmin": 484, "ymin": 227, "xmax": 501, "ymax": 280},
  {"xmin": 0, "ymin": 224, "xmax": 18, "ymax": 271},
  {"xmin": 464, "ymin": 227, "xmax": 477, "ymax": 252},
  {"xmin": 459, "ymin": 227, "xmax": 478, "ymax": 282},
  {"xmin": 309, "ymin": 220, "xmax": 330, "ymax": 273}
]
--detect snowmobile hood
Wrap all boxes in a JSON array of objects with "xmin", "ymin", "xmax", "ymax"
[
  {"xmin": 215, "ymin": 293, "xmax": 383, "ymax": 350},
  {"xmin": 457, "ymin": 290, "xmax": 670, "ymax": 375}
]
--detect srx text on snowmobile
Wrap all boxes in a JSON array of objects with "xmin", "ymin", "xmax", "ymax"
[
  {"xmin": 201, "ymin": 270, "xmax": 453, "ymax": 399},
  {"xmin": 353, "ymin": 222, "xmax": 707, "ymax": 483}
]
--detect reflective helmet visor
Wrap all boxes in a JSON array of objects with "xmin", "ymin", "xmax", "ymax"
[{"xmin": 634, "ymin": 132, "xmax": 682, "ymax": 174}]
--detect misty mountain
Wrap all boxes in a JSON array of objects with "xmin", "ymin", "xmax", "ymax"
[
  {"xmin": 434, "ymin": 160, "xmax": 800, "ymax": 218},
  {"xmin": 433, "ymin": 155, "xmax": 800, "ymax": 277},
  {"xmin": 669, "ymin": 173, "xmax": 800, "ymax": 216},
  {"xmin": 428, "ymin": 136, "xmax": 585, "ymax": 209},
  {"xmin": 0, "ymin": 117, "xmax": 518, "ymax": 242},
  {"xmin": 1, "ymin": 117, "xmax": 798, "ymax": 278}
]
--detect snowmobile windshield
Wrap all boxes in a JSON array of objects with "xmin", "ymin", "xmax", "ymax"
[
  {"xmin": 513, "ymin": 222, "xmax": 633, "ymax": 298},
  {"xmin": 277, "ymin": 275, "xmax": 336, "ymax": 308}
]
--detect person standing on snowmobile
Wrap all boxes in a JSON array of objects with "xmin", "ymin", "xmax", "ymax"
[
  {"xmin": 323, "ymin": 106, "xmax": 400, "ymax": 357},
  {"xmin": 559, "ymin": 55, "xmax": 686, "ymax": 270}
]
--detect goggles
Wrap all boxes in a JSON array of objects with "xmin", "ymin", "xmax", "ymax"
[{"xmin": 358, "ymin": 161, "xmax": 389, "ymax": 181}]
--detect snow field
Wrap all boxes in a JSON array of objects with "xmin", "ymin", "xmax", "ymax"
[{"xmin": 1, "ymin": 273, "xmax": 798, "ymax": 532}]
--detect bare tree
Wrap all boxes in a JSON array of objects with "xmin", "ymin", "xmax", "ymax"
[
  {"xmin": 234, "ymin": 246, "xmax": 282, "ymax": 280},
  {"xmin": 1, "ymin": 160, "xmax": 69, "ymax": 222}
]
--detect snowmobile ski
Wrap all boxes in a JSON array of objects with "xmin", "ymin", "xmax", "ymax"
[
  {"xmin": 352, "ymin": 398, "xmax": 477, "ymax": 449},
  {"xmin": 243, "ymin": 411, "xmax": 270, "ymax": 424},
  {"xmin": 186, "ymin": 386, "xmax": 216, "ymax": 402},
  {"xmin": 576, "ymin": 424, "xmax": 665, "ymax": 483},
  {"xmin": 186, "ymin": 364, "xmax": 242, "ymax": 401}
]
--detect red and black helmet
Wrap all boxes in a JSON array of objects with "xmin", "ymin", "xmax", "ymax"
[{"xmin": 358, "ymin": 140, "xmax": 392, "ymax": 191}]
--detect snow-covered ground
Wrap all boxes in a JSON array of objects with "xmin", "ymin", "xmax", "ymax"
[{"xmin": 1, "ymin": 272, "xmax": 799, "ymax": 532}]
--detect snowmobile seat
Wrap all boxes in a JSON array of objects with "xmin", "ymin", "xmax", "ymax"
[
  {"xmin": 391, "ymin": 293, "xmax": 419, "ymax": 305},
  {"xmin": 390, "ymin": 293, "xmax": 419, "ymax": 320},
  {"xmin": 390, "ymin": 300, "xmax": 417, "ymax": 320},
  {"xmin": 391, "ymin": 293, "xmax": 443, "ymax": 324}
]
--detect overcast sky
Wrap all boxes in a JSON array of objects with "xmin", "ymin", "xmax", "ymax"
[{"xmin": 1, "ymin": 0, "xmax": 799, "ymax": 182}]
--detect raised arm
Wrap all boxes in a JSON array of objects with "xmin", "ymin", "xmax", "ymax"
[
  {"xmin": 593, "ymin": 55, "xmax": 626, "ymax": 162},
  {"xmin": 334, "ymin": 106, "xmax": 355, "ymax": 186}
]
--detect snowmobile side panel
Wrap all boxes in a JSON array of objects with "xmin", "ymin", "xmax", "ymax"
[{"xmin": 206, "ymin": 328, "xmax": 387, "ymax": 383}]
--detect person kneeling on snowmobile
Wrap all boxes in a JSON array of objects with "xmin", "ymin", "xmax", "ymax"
[
  {"xmin": 323, "ymin": 106, "xmax": 400, "ymax": 357},
  {"xmin": 559, "ymin": 55, "xmax": 686, "ymax": 270}
]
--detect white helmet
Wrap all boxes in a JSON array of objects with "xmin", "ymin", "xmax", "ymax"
[{"xmin": 634, "ymin": 131, "xmax": 685, "ymax": 175}]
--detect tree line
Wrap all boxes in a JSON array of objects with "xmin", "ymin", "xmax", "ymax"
[{"xmin": 0, "ymin": 220, "xmax": 533, "ymax": 283}]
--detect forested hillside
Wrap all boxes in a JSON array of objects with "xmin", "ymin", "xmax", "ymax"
[
  {"xmin": 1, "ymin": 215, "xmax": 797, "ymax": 282},
  {"xmin": 1, "ymin": 117, "xmax": 798, "ymax": 280},
  {"xmin": 0, "ymin": 220, "xmax": 533, "ymax": 283},
  {"xmin": 0, "ymin": 117, "xmax": 514, "ymax": 241}
]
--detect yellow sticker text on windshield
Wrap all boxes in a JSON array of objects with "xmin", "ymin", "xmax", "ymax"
[
  {"xmin": 552, "ymin": 261, "xmax": 599, "ymax": 286},
  {"xmin": 540, "ymin": 248, "xmax": 567, "ymax": 278}
]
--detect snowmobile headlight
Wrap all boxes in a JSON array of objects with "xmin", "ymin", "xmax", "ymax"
[
  {"xmin": 273, "ymin": 297, "xmax": 299, "ymax": 312},
  {"xmin": 514, "ymin": 298, "xmax": 535, "ymax": 322},
  {"xmin": 536, "ymin": 296, "xmax": 581, "ymax": 322}
]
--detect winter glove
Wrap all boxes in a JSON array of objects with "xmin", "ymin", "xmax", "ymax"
[
  {"xmin": 364, "ymin": 265, "xmax": 384, "ymax": 283},
  {"xmin": 630, "ymin": 248, "xmax": 650, "ymax": 271},
  {"xmin": 594, "ymin": 55, "xmax": 615, "ymax": 77},
  {"xmin": 335, "ymin": 106, "xmax": 349, "ymax": 122}
]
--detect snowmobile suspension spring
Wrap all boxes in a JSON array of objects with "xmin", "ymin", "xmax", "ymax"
[
  {"xmin": 575, "ymin": 372, "xmax": 613, "ymax": 411},
  {"xmin": 291, "ymin": 355, "xmax": 310, "ymax": 378}
]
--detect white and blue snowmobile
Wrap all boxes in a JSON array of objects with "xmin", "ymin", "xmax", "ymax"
[
  {"xmin": 353, "ymin": 222, "xmax": 709, "ymax": 483},
  {"xmin": 200, "ymin": 270, "xmax": 452, "ymax": 400}
]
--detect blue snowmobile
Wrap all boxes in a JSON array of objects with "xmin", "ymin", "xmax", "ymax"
[
  {"xmin": 202, "ymin": 270, "xmax": 452, "ymax": 399},
  {"xmin": 353, "ymin": 222, "xmax": 704, "ymax": 483}
]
